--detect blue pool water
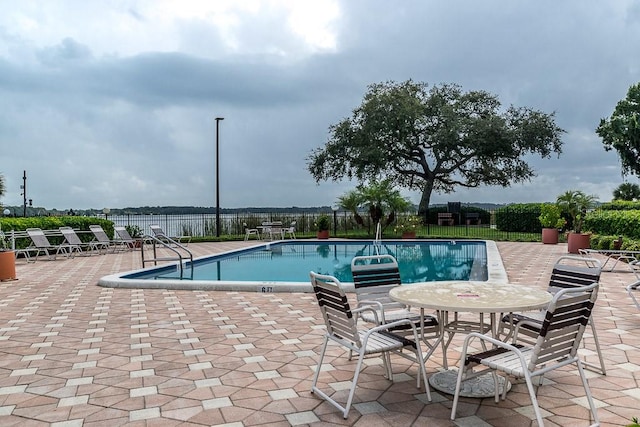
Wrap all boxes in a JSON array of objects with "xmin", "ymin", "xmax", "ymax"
[{"xmin": 99, "ymin": 240, "xmax": 505, "ymax": 292}]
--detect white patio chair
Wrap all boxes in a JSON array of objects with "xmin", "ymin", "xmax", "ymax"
[
  {"xmin": 243, "ymin": 223, "xmax": 260, "ymax": 241},
  {"xmin": 309, "ymin": 271, "xmax": 430, "ymax": 419},
  {"xmin": 500, "ymin": 255, "xmax": 606, "ymax": 375},
  {"xmin": 89, "ymin": 225, "xmax": 121, "ymax": 252},
  {"xmin": 351, "ymin": 254, "xmax": 441, "ymax": 363},
  {"xmin": 451, "ymin": 282, "xmax": 600, "ymax": 427},
  {"xmin": 627, "ymin": 280, "xmax": 640, "ymax": 311},
  {"xmin": 284, "ymin": 221, "xmax": 296, "ymax": 239}
]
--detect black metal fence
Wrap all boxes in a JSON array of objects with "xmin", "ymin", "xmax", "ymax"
[{"xmin": 106, "ymin": 207, "xmax": 543, "ymax": 242}]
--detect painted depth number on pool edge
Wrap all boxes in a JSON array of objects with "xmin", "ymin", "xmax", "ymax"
[{"xmin": 260, "ymin": 286, "xmax": 274, "ymax": 293}]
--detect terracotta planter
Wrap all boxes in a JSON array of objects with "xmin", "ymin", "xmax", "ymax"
[
  {"xmin": 402, "ymin": 232, "xmax": 416, "ymax": 239},
  {"xmin": 541, "ymin": 228, "xmax": 559, "ymax": 244},
  {"xmin": 567, "ymin": 232, "xmax": 591, "ymax": 254},
  {"xmin": 316, "ymin": 230, "xmax": 329, "ymax": 239},
  {"xmin": 0, "ymin": 251, "xmax": 17, "ymax": 281}
]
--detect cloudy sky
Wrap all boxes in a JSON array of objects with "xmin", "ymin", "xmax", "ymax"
[{"xmin": 1, "ymin": 0, "xmax": 639, "ymax": 211}]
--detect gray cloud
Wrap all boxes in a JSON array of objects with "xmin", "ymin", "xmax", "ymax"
[{"xmin": 0, "ymin": 1, "xmax": 638, "ymax": 210}]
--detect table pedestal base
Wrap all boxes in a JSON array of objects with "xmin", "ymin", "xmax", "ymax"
[{"xmin": 429, "ymin": 369, "xmax": 511, "ymax": 398}]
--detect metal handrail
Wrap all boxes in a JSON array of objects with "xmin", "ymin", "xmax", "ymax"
[{"xmin": 140, "ymin": 234, "xmax": 194, "ymax": 279}]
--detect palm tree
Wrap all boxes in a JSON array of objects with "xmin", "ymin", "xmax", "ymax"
[
  {"xmin": 556, "ymin": 190, "xmax": 598, "ymax": 233},
  {"xmin": 0, "ymin": 173, "xmax": 5, "ymax": 200},
  {"xmin": 613, "ymin": 182, "xmax": 640, "ymax": 201}
]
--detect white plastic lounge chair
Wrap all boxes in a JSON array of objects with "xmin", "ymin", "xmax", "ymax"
[
  {"xmin": 89, "ymin": 225, "xmax": 124, "ymax": 252},
  {"xmin": 25, "ymin": 228, "xmax": 74, "ymax": 260},
  {"xmin": 451, "ymin": 282, "xmax": 600, "ymax": 427},
  {"xmin": 309, "ymin": 271, "xmax": 430, "ymax": 419},
  {"xmin": 59, "ymin": 227, "xmax": 105, "ymax": 255},
  {"xmin": 114, "ymin": 226, "xmax": 141, "ymax": 249},
  {"xmin": 351, "ymin": 254, "xmax": 441, "ymax": 363},
  {"xmin": 500, "ymin": 255, "xmax": 606, "ymax": 375},
  {"xmin": 243, "ymin": 223, "xmax": 260, "ymax": 241},
  {"xmin": 149, "ymin": 224, "xmax": 191, "ymax": 246}
]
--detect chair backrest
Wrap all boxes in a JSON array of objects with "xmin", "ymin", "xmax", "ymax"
[
  {"xmin": 351, "ymin": 254, "xmax": 405, "ymax": 311},
  {"xmin": 26, "ymin": 228, "xmax": 52, "ymax": 248},
  {"xmin": 89, "ymin": 225, "xmax": 111, "ymax": 243},
  {"xmin": 149, "ymin": 224, "xmax": 165, "ymax": 237},
  {"xmin": 548, "ymin": 256, "xmax": 601, "ymax": 293},
  {"xmin": 310, "ymin": 272, "xmax": 361, "ymax": 346},
  {"xmin": 59, "ymin": 227, "xmax": 83, "ymax": 245},
  {"xmin": 114, "ymin": 226, "xmax": 134, "ymax": 241},
  {"xmin": 529, "ymin": 282, "xmax": 599, "ymax": 371}
]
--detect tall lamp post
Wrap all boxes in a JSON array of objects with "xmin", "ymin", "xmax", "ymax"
[{"xmin": 215, "ymin": 117, "xmax": 224, "ymax": 237}]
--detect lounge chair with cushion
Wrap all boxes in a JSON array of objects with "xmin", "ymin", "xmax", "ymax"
[
  {"xmin": 500, "ymin": 255, "xmax": 605, "ymax": 374},
  {"xmin": 309, "ymin": 271, "xmax": 430, "ymax": 419},
  {"xmin": 25, "ymin": 228, "xmax": 75, "ymax": 260},
  {"xmin": 149, "ymin": 224, "xmax": 191, "ymax": 246},
  {"xmin": 451, "ymin": 282, "xmax": 600, "ymax": 427},
  {"xmin": 351, "ymin": 254, "xmax": 441, "ymax": 363}
]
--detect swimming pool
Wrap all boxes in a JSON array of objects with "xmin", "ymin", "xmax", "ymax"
[{"xmin": 98, "ymin": 239, "xmax": 507, "ymax": 292}]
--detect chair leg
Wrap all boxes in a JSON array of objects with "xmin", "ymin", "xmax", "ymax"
[
  {"xmin": 576, "ymin": 359, "xmax": 600, "ymax": 426},
  {"xmin": 522, "ymin": 370, "xmax": 546, "ymax": 427},
  {"xmin": 586, "ymin": 317, "xmax": 606, "ymax": 375},
  {"xmin": 311, "ymin": 336, "xmax": 329, "ymax": 391}
]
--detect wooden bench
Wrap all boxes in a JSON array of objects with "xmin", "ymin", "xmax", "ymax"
[
  {"xmin": 437, "ymin": 213, "xmax": 454, "ymax": 226},
  {"xmin": 465, "ymin": 212, "xmax": 481, "ymax": 225}
]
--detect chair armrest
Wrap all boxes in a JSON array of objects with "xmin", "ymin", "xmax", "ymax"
[
  {"xmin": 356, "ymin": 300, "xmax": 386, "ymax": 322},
  {"xmin": 463, "ymin": 332, "xmax": 525, "ymax": 356},
  {"xmin": 352, "ymin": 305, "xmax": 380, "ymax": 324}
]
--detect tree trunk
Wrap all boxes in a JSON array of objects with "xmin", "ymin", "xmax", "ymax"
[{"xmin": 418, "ymin": 181, "xmax": 434, "ymax": 218}]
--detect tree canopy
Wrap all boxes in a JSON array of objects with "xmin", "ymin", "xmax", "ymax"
[
  {"xmin": 596, "ymin": 82, "xmax": 640, "ymax": 177},
  {"xmin": 307, "ymin": 80, "xmax": 565, "ymax": 215},
  {"xmin": 613, "ymin": 182, "xmax": 640, "ymax": 201}
]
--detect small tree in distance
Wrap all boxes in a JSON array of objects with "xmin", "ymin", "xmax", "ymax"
[{"xmin": 613, "ymin": 182, "xmax": 640, "ymax": 201}]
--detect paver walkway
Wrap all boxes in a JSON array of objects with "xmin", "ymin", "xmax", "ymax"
[{"xmin": 0, "ymin": 241, "xmax": 638, "ymax": 426}]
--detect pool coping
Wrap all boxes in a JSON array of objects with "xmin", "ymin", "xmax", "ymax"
[{"xmin": 97, "ymin": 239, "xmax": 507, "ymax": 292}]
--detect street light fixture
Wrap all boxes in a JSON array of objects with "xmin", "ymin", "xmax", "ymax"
[{"xmin": 215, "ymin": 117, "xmax": 224, "ymax": 238}]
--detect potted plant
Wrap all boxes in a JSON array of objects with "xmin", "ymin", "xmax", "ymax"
[
  {"xmin": 315, "ymin": 214, "xmax": 330, "ymax": 239},
  {"xmin": 0, "ymin": 226, "xmax": 16, "ymax": 281},
  {"xmin": 394, "ymin": 214, "xmax": 422, "ymax": 239},
  {"xmin": 538, "ymin": 203, "xmax": 565, "ymax": 244},
  {"xmin": 556, "ymin": 190, "xmax": 598, "ymax": 253}
]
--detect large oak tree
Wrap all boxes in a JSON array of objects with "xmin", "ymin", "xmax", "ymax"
[
  {"xmin": 596, "ymin": 82, "xmax": 640, "ymax": 177},
  {"xmin": 307, "ymin": 80, "xmax": 565, "ymax": 215}
]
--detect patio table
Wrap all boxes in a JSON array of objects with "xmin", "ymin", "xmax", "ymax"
[{"xmin": 389, "ymin": 281, "xmax": 552, "ymax": 397}]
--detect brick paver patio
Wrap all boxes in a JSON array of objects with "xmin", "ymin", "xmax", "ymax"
[{"xmin": 0, "ymin": 241, "xmax": 638, "ymax": 426}]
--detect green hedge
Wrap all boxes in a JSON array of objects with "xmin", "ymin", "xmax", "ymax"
[
  {"xmin": 583, "ymin": 210, "xmax": 640, "ymax": 239},
  {"xmin": 598, "ymin": 200, "xmax": 640, "ymax": 211},
  {"xmin": 494, "ymin": 203, "xmax": 542, "ymax": 233},
  {"xmin": 0, "ymin": 216, "xmax": 114, "ymax": 248}
]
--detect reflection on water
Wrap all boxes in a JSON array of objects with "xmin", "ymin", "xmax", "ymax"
[{"xmin": 132, "ymin": 240, "xmax": 488, "ymax": 283}]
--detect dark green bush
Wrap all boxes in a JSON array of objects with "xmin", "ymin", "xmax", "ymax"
[
  {"xmin": 584, "ymin": 210, "xmax": 640, "ymax": 239},
  {"xmin": 494, "ymin": 203, "xmax": 542, "ymax": 232},
  {"xmin": 599, "ymin": 200, "xmax": 640, "ymax": 211}
]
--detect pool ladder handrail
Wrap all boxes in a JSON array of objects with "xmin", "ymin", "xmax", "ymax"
[
  {"xmin": 373, "ymin": 221, "xmax": 382, "ymax": 255},
  {"xmin": 140, "ymin": 234, "xmax": 194, "ymax": 279}
]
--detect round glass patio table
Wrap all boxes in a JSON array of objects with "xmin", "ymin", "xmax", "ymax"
[{"xmin": 389, "ymin": 281, "xmax": 552, "ymax": 397}]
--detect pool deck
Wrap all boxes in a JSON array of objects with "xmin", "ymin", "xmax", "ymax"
[{"xmin": 0, "ymin": 241, "xmax": 638, "ymax": 426}]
